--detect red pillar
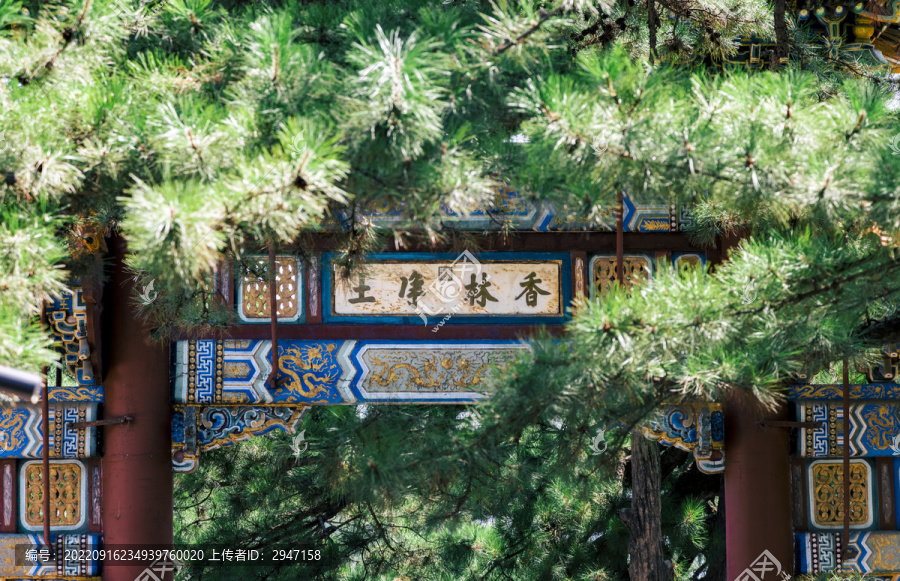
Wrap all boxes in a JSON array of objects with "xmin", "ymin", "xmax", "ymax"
[
  {"xmin": 724, "ymin": 390, "xmax": 793, "ymax": 577},
  {"xmin": 101, "ymin": 237, "xmax": 173, "ymax": 580}
]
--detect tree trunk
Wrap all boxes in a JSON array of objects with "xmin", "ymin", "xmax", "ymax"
[
  {"xmin": 620, "ymin": 433, "xmax": 673, "ymax": 581},
  {"xmin": 647, "ymin": 0, "xmax": 660, "ymax": 64},
  {"xmin": 773, "ymin": 0, "xmax": 789, "ymax": 63},
  {"xmin": 703, "ymin": 477, "xmax": 727, "ymax": 581}
]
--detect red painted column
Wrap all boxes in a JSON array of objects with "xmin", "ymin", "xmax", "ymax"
[
  {"xmin": 101, "ymin": 236, "xmax": 174, "ymax": 581},
  {"xmin": 724, "ymin": 390, "xmax": 793, "ymax": 578}
]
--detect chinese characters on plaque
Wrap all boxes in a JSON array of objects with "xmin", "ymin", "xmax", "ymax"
[{"xmin": 332, "ymin": 256, "xmax": 563, "ymax": 318}]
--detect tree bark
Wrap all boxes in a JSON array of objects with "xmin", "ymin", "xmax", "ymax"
[
  {"xmin": 773, "ymin": 0, "xmax": 789, "ymax": 63},
  {"xmin": 647, "ymin": 0, "xmax": 660, "ymax": 64},
  {"xmin": 620, "ymin": 433, "xmax": 673, "ymax": 581},
  {"xmin": 703, "ymin": 477, "xmax": 727, "ymax": 581}
]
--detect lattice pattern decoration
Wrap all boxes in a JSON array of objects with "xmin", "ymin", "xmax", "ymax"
[
  {"xmin": 239, "ymin": 256, "xmax": 301, "ymax": 322},
  {"xmin": 24, "ymin": 462, "xmax": 83, "ymax": 528},
  {"xmin": 590, "ymin": 256, "xmax": 650, "ymax": 297},
  {"xmin": 809, "ymin": 460, "xmax": 872, "ymax": 528},
  {"xmin": 45, "ymin": 289, "xmax": 94, "ymax": 384}
]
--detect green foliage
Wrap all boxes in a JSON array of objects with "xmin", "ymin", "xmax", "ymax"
[
  {"xmin": 3, "ymin": 0, "xmax": 900, "ymax": 576},
  {"xmin": 2, "ymin": 0, "xmax": 899, "ymax": 349},
  {"xmin": 0, "ymin": 206, "xmax": 68, "ymax": 370},
  {"xmin": 175, "ymin": 406, "xmax": 723, "ymax": 581}
]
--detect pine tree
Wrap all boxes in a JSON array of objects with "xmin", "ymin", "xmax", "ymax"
[
  {"xmin": 2, "ymin": 0, "xmax": 900, "ymax": 579},
  {"xmin": 175, "ymin": 405, "xmax": 719, "ymax": 580}
]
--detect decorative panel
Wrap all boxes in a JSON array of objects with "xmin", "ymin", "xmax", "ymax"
[
  {"xmin": 876, "ymin": 458, "xmax": 895, "ymax": 530},
  {"xmin": 322, "ymin": 252, "xmax": 571, "ymax": 325},
  {"xmin": 19, "ymin": 460, "xmax": 87, "ymax": 532},
  {"xmin": 0, "ymin": 404, "xmax": 98, "ymax": 458},
  {"xmin": 0, "ymin": 533, "xmax": 100, "ymax": 577},
  {"xmin": 45, "ymin": 289, "xmax": 95, "ymax": 385},
  {"xmin": 352, "ymin": 187, "xmax": 549, "ymax": 230},
  {"xmin": 796, "ymin": 531, "xmax": 900, "ymax": 574},
  {"xmin": 797, "ymin": 403, "xmax": 900, "ymax": 457},
  {"xmin": 342, "ymin": 341, "xmax": 525, "ymax": 403},
  {"xmin": 672, "ymin": 252, "xmax": 706, "ymax": 273},
  {"xmin": 788, "ymin": 383, "xmax": 900, "ymax": 400},
  {"xmin": 87, "ymin": 459, "xmax": 101, "ymax": 533},
  {"xmin": 572, "ymin": 252, "xmax": 587, "ymax": 300},
  {"xmin": 589, "ymin": 255, "xmax": 651, "ymax": 297},
  {"xmin": 0, "ymin": 461, "xmax": 14, "ymax": 533},
  {"xmin": 173, "ymin": 340, "xmax": 529, "ymax": 405},
  {"xmin": 237, "ymin": 256, "xmax": 303, "ymax": 323},
  {"xmin": 350, "ymin": 189, "xmax": 683, "ymax": 232},
  {"xmin": 641, "ymin": 404, "xmax": 725, "ymax": 474},
  {"xmin": 307, "ymin": 254, "xmax": 322, "ymax": 324},
  {"xmin": 808, "ymin": 459, "xmax": 874, "ymax": 530}
]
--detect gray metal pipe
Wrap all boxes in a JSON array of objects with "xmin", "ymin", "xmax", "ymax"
[{"xmin": 0, "ymin": 364, "xmax": 43, "ymax": 403}]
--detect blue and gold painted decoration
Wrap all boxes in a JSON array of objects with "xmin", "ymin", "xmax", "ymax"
[
  {"xmin": 641, "ymin": 404, "xmax": 725, "ymax": 474},
  {"xmin": 0, "ymin": 533, "xmax": 100, "ymax": 577},
  {"xmin": 45, "ymin": 289, "xmax": 95, "ymax": 385},
  {"xmin": 337, "ymin": 341, "xmax": 525, "ymax": 403},
  {"xmin": 171, "ymin": 405, "xmax": 307, "ymax": 473},
  {"xmin": 797, "ymin": 403, "xmax": 900, "ymax": 457},
  {"xmin": 173, "ymin": 340, "xmax": 528, "ymax": 405},
  {"xmin": 344, "ymin": 188, "xmax": 682, "ymax": 232},
  {"xmin": 788, "ymin": 383, "xmax": 900, "ymax": 400},
  {"xmin": 197, "ymin": 406, "xmax": 307, "ymax": 452},
  {"xmin": 797, "ymin": 4, "xmax": 889, "ymax": 63},
  {"xmin": 47, "ymin": 385, "xmax": 104, "ymax": 403},
  {"xmin": 796, "ymin": 531, "xmax": 900, "ymax": 574},
  {"xmin": 0, "ymin": 405, "xmax": 97, "ymax": 458},
  {"xmin": 807, "ymin": 459, "xmax": 877, "ymax": 531},
  {"xmin": 171, "ymin": 407, "xmax": 198, "ymax": 473},
  {"xmin": 276, "ymin": 343, "xmax": 343, "ymax": 404},
  {"xmin": 321, "ymin": 252, "xmax": 572, "ymax": 326},
  {"xmin": 8, "ymin": 385, "xmax": 104, "ymax": 405},
  {"xmin": 620, "ymin": 195, "xmax": 678, "ymax": 232}
]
